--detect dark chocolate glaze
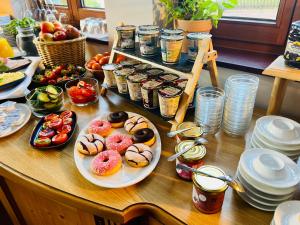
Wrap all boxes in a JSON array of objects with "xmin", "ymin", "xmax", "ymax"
[
  {"xmin": 108, "ymin": 111, "xmax": 129, "ymax": 123},
  {"xmin": 133, "ymin": 128, "xmax": 154, "ymax": 143}
]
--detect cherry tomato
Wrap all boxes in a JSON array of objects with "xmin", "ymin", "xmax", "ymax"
[
  {"xmin": 99, "ymin": 56, "xmax": 109, "ymax": 65},
  {"xmin": 49, "ymin": 118, "xmax": 63, "ymax": 129},
  {"xmin": 38, "ymin": 128, "xmax": 56, "ymax": 138},
  {"xmin": 81, "ymin": 88, "xmax": 95, "ymax": 97},
  {"xmin": 63, "ymin": 118, "xmax": 73, "ymax": 126},
  {"xmin": 60, "ymin": 111, "xmax": 73, "ymax": 120},
  {"xmin": 57, "ymin": 124, "xmax": 72, "ymax": 134},
  {"xmin": 34, "ymin": 137, "xmax": 51, "ymax": 147},
  {"xmin": 44, "ymin": 113, "xmax": 59, "ymax": 122},
  {"xmin": 52, "ymin": 133, "xmax": 68, "ymax": 145}
]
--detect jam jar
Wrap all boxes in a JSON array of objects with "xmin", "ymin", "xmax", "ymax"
[
  {"xmin": 284, "ymin": 20, "xmax": 300, "ymax": 68},
  {"xmin": 176, "ymin": 122, "xmax": 204, "ymax": 141},
  {"xmin": 175, "ymin": 140, "xmax": 206, "ymax": 180},
  {"xmin": 116, "ymin": 25, "xmax": 136, "ymax": 50},
  {"xmin": 192, "ymin": 165, "xmax": 228, "ymax": 214}
]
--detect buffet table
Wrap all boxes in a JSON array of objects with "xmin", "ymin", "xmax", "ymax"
[{"xmin": 0, "ymin": 91, "xmax": 277, "ymax": 225}]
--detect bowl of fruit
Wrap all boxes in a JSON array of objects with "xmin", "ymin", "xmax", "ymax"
[
  {"xmin": 32, "ymin": 64, "xmax": 86, "ymax": 87},
  {"xmin": 26, "ymin": 85, "xmax": 64, "ymax": 117},
  {"xmin": 66, "ymin": 78, "xmax": 99, "ymax": 106},
  {"xmin": 30, "ymin": 110, "xmax": 77, "ymax": 149},
  {"xmin": 85, "ymin": 52, "xmax": 110, "ymax": 80}
]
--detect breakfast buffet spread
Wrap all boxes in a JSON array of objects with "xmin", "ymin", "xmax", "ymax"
[{"xmin": 0, "ymin": 21, "xmax": 300, "ymax": 225}]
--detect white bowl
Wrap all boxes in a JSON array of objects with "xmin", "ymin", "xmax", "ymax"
[{"xmin": 274, "ymin": 201, "xmax": 300, "ymax": 225}]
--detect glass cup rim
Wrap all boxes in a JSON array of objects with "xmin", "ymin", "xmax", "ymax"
[{"xmin": 65, "ymin": 77, "xmax": 98, "ymax": 89}]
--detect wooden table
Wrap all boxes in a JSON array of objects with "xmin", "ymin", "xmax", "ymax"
[
  {"xmin": 263, "ymin": 55, "xmax": 300, "ymax": 115},
  {"xmin": 0, "ymin": 91, "xmax": 275, "ymax": 225}
]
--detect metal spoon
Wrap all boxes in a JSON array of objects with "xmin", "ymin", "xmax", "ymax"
[
  {"xmin": 167, "ymin": 137, "xmax": 208, "ymax": 162},
  {"xmin": 176, "ymin": 164, "xmax": 245, "ymax": 193},
  {"xmin": 167, "ymin": 127, "xmax": 197, "ymax": 138}
]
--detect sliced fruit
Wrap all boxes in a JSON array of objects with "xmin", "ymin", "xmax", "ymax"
[
  {"xmin": 34, "ymin": 137, "xmax": 51, "ymax": 147},
  {"xmin": 63, "ymin": 117, "xmax": 72, "ymax": 126},
  {"xmin": 52, "ymin": 133, "xmax": 68, "ymax": 145},
  {"xmin": 37, "ymin": 92, "xmax": 50, "ymax": 102},
  {"xmin": 49, "ymin": 118, "xmax": 63, "ymax": 129},
  {"xmin": 46, "ymin": 85, "xmax": 58, "ymax": 95},
  {"xmin": 60, "ymin": 111, "xmax": 73, "ymax": 120},
  {"xmin": 57, "ymin": 124, "xmax": 72, "ymax": 134},
  {"xmin": 48, "ymin": 94, "xmax": 58, "ymax": 99},
  {"xmin": 38, "ymin": 128, "xmax": 56, "ymax": 138},
  {"xmin": 44, "ymin": 113, "xmax": 59, "ymax": 121}
]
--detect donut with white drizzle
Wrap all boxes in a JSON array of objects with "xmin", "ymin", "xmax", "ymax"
[
  {"xmin": 76, "ymin": 134, "xmax": 105, "ymax": 155},
  {"xmin": 125, "ymin": 143, "xmax": 154, "ymax": 167},
  {"xmin": 124, "ymin": 115, "xmax": 148, "ymax": 134}
]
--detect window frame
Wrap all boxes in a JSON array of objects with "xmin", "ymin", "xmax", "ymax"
[{"xmin": 212, "ymin": 0, "xmax": 297, "ymax": 55}]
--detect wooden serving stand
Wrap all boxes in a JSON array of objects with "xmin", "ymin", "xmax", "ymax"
[{"xmin": 101, "ymin": 30, "xmax": 219, "ymax": 131}]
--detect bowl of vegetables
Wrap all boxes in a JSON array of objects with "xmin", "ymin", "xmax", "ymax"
[
  {"xmin": 26, "ymin": 85, "xmax": 64, "ymax": 117},
  {"xmin": 32, "ymin": 64, "xmax": 86, "ymax": 87}
]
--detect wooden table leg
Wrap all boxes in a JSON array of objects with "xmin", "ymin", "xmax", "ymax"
[{"xmin": 267, "ymin": 77, "xmax": 288, "ymax": 115}]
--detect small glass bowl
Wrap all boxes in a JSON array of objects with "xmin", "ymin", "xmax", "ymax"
[
  {"xmin": 26, "ymin": 86, "xmax": 64, "ymax": 118},
  {"xmin": 65, "ymin": 78, "xmax": 99, "ymax": 106}
]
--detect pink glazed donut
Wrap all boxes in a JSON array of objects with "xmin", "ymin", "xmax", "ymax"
[
  {"xmin": 88, "ymin": 120, "xmax": 112, "ymax": 137},
  {"xmin": 91, "ymin": 150, "xmax": 122, "ymax": 176},
  {"xmin": 106, "ymin": 133, "xmax": 133, "ymax": 155}
]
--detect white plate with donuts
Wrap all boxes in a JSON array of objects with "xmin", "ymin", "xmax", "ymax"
[{"xmin": 73, "ymin": 111, "xmax": 161, "ymax": 188}]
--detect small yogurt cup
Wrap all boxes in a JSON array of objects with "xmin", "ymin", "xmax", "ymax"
[
  {"xmin": 159, "ymin": 73, "xmax": 180, "ymax": 84},
  {"xmin": 162, "ymin": 29, "xmax": 184, "ymax": 36},
  {"xmin": 187, "ymin": 32, "xmax": 212, "ymax": 61},
  {"xmin": 141, "ymin": 79, "xmax": 164, "ymax": 109},
  {"xmin": 126, "ymin": 73, "xmax": 148, "ymax": 101},
  {"xmin": 175, "ymin": 79, "xmax": 195, "ymax": 108},
  {"xmin": 192, "ymin": 165, "xmax": 228, "ymax": 214},
  {"xmin": 145, "ymin": 68, "xmax": 165, "ymax": 78},
  {"xmin": 134, "ymin": 63, "xmax": 152, "ymax": 72},
  {"xmin": 116, "ymin": 25, "xmax": 136, "ymax": 50},
  {"xmin": 158, "ymin": 85, "xmax": 183, "ymax": 118},
  {"xmin": 138, "ymin": 29, "xmax": 160, "ymax": 56},
  {"xmin": 113, "ymin": 68, "xmax": 135, "ymax": 94},
  {"xmin": 160, "ymin": 35, "xmax": 184, "ymax": 64},
  {"xmin": 102, "ymin": 63, "xmax": 121, "ymax": 88}
]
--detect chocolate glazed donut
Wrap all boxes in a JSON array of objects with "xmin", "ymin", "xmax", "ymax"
[
  {"xmin": 133, "ymin": 128, "xmax": 156, "ymax": 146},
  {"xmin": 108, "ymin": 111, "xmax": 129, "ymax": 128}
]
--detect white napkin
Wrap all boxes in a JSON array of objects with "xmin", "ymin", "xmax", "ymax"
[{"xmin": 0, "ymin": 57, "xmax": 41, "ymax": 100}]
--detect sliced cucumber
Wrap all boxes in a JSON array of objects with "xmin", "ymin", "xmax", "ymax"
[
  {"xmin": 46, "ymin": 85, "xmax": 58, "ymax": 95},
  {"xmin": 50, "ymin": 98, "xmax": 59, "ymax": 103},
  {"xmin": 48, "ymin": 94, "xmax": 58, "ymax": 100},
  {"xmin": 43, "ymin": 102, "xmax": 57, "ymax": 109},
  {"xmin": 37, "ymin": 92, "xmax": 50, "ymax": 103}
]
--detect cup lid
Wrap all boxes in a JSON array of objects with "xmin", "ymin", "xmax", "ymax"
[
  {"xmin": 116, "ymin": 25, "xmax": 136, "ymax": 31},
  {"xmin": 161, "ymin": 34, "xmax": 184, "ymax": 41},
  {"xmin": 187, "ymin": 32, "xmax": 212, "ymax": 40},
  {"xmin": 141, "ymin": 79, "xmax": 163, "ymax": 90},
  {"xmin": 113, "ymin": 68, "xmax": 135, "ymax": 76},
  {"xmin": 158, "ymin": 85, "xmax": 183, "ymax": 98},
  {"xmin": 127, "ymin": 73, "xmax": 147, "ymax": 83},
  {"xmin": 159, "ymin": 73, "xmax": 180, "ymax": 82},
  {"xmin": 176, "ymin": 140, "xmax": 206, "ymax": 161},
  {"xmin": 102, "ymin": 63, "xmax": 120, "ymax": 71}
]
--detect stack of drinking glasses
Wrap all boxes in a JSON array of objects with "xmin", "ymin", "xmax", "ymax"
[
  {"xmin": 223, "ymin": 74, "xmax": 259, "ymax": 136},
  {"xmin": 194, "ymin": 86, "xmax": 225, "ymax": 135}
]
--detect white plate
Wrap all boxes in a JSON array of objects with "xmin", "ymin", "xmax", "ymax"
[
  {"xmin": 256, "ymin": 116, "xmax": 300, "ymax": 146},
  {"xmin": 240, "ymin": 149, "xmax": 300, "ymax": 189},
  {"xmin": 0, "ymin": 103, "xmax": 31, "ymax": 138},
  {"xmin": 74, "ymin": 112, "xmax": 161, "ymax": 188},
  {"xmin": 274, "ymin": 201, "xmax": 300, "ymax": 225}
]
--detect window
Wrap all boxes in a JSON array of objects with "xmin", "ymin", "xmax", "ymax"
[
  {"xmin": 223, "ymin": 0, "xmax": 281, "ymax": 20},
  {"xmin": 47, "ymin": 0, "xmax": 67, "ymax": 6},
  {"xmin": 81, "ymin": 0, "xmax": 105, "ymax": 9}
]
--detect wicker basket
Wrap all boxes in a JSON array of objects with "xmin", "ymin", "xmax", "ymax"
[{"xmin": 33, "ymin": 35, "xmax": 86, "ymax": 66}]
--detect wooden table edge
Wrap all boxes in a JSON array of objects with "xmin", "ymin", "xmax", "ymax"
[{"xmin": 0, "ymin": 162, "xmax": 186, "ymax": 225}]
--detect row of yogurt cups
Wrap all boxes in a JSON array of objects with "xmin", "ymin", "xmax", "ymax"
[
  {"xmin": 115, "ymin": 24, "xmax": 212, "ymax": 64},
  {"xmin": 102, "ymin": 60, "xmax": 193, "ymax": 119}
]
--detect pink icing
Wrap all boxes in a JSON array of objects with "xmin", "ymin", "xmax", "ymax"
[
  {"xmin": 106, "ymin": 133, "xmax": 133, "ymax": 155},
  {"xmin": 88, "ymin": 120, "xmax": 112, "ymax": 136},
  {"xmin": 91, "ymin": 150, "xmax": 122, "ymax": 176}
]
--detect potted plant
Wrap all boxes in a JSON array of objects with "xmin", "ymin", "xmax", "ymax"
[{"xmin": 160, "ymin": 0, "xmax": 238, "ymax": 32}]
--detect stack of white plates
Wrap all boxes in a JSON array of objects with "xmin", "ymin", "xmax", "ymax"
[
  {"xmin": 236, "ymin": 148, "xmax": 300, "ymax": 211},
  {"xmin": 250, "ymin": 116, "xmax": 300, "ymax": 161},
  {"xmin": 271, "ymin": 201, "xmax": 300, "ymax": 225}
]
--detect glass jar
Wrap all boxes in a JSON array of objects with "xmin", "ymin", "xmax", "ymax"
[
  {"xmin": 138, "ymin": 29, "xmax": 160, "ymax": 56},
  {"xmin": 126, "ymin": 73, "xmax": 147, "ymax": 101},
  {"xmin": 113, "ymin": 68, "xmax": 135, "ymax": 94},
  {"xmin": 284, "ymin": 20, "xmax": 300, "ymax": 68},
  {"xmin": 192, "ymin": 165, "xmax": 228, "ymax": 214},
  {"xmin": 160, "ymin": 35, "xmax": 184, "ymax": 64},
  {"xmin": 141, "ymin": 79, "xmax": 164, "ymax": 109},
  {"xmin": 187, "ymin": 32, "xmax": 212, "ymax": 61},
  {"xmin": 176, "ymin": 122, "xmax": 204, "ymax": 141},
  {"xmin": 158, "ymin": 85, "xmax": 183, "ymax": 118},
  {"xmin": 16, "ymin": 26, "xmax": 38, "ymax": 56},
  {"xmin": 162, "ymin": 29, "xmax": 184, "ymax": 36},
  {"xmin": 175, "ymin": 140, "xmax": 206, "ymax": 180},
  {"xmin": 116, "ymin": 25, "xmax": 136, "ymax": 50}
]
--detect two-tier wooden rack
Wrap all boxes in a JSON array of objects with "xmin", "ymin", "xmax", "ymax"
[{"xmin": 101, "ymin": 30, "xmax": 220, "ymax": 131}]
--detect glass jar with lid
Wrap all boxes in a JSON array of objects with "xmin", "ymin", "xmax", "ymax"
[
  {"xmin": 192, "ymin": 165, "xmax": 228, "ymax": 214},
  {"xmin": 16, "ymin": 26, "xmax": 38, "ymax": 56},
  {"xmin": 176, "ymin": 122, "xmax": 204, "ymax": 141},
  {"xmin": 175, "ymin": 140, "xmax": 206, "ymax": 180}
]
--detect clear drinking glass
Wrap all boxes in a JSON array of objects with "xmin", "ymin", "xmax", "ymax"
[
  {"xmin": 194, "ymin": 86, "xmax": 225, "ymax": 135},
  {"xmin": 222, "ymin": 74, "xmax": 259, "ymax": 136}
]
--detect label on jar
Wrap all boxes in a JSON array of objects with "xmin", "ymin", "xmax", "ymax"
[
  {"xmin": 188, "ymin": 39, "xmax": 198, "ymax": 61},
  {"xmin": 159, "ymin": 86, "xmax": 181, "ymax": 97},
  {"xmin": 139, "ymin": 35, "xmax": 158, "ymax": 55},
  {"xmin": 161, "ymin": 39, "xmax": 182, "ymax": 64},
  {"xmin": 118, "ymin": 30, "xmax": 135, "ymax": 49}
]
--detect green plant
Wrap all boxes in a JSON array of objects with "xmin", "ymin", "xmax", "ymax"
[
  {"xmin": 3, "ymin": 17, "xmax": 36, "ymax": 36},
  {"xmin": 160, "ymin": 0, "xmax": 238, "ymax": 28}
]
